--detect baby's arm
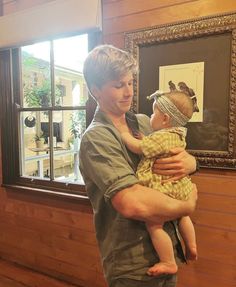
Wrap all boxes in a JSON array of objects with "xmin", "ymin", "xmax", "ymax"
[{"xmin": 120, "ymin": 132, "xmax": 143, "ymax": 155}]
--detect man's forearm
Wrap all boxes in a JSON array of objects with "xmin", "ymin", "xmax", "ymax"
[{"xmin": 112, "ymin": 183, "xmax": 197, "ymax": 223}]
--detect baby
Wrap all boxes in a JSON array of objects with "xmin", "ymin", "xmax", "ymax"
[{"xmin": 120, "ymin": 83, "xmax": 198, "ymax": 276}]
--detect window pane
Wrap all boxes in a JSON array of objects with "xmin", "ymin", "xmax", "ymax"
[
  {"xmin": 19, "ymin": 34, "xmax": 89, "ymax": 188},
  {"xmin": 21, "ymin": 42, "xmax": 51, "ymax": 108},
  {"xmin": 52, "ymin": 110, "xmax": 85, "ymax": 183},
  {"xmin": 53, "ymin": 34, "xmax": 88, "ymax": 107},
  {"xmin": 21, "ymin": 109, "xmax": 85, "ymax": 182},
  {"xmin": 21, "ymin": 111, "xmax": 50, "ymax": 179}
]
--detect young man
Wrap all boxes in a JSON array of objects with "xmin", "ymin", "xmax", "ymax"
[{"xmin": 79, "ymin": 44, "xmax": 198, "ymax": 287}]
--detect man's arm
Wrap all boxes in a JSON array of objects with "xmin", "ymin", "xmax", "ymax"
[
  {"xmin": 153, "ymin": 148, "xmax": 197, "ymax": 182},
  {"xmin": 111, "ymin": 183, "xmax": 197, "ymax": 223}
]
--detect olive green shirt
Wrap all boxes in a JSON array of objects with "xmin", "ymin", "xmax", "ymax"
[
  {"xmin": 79, "ymin": 109, "xmax": 185, "ymax": 286},
  {"xmin": 138, "ymin": 127, "xmax": 193, "ymax": 200}
]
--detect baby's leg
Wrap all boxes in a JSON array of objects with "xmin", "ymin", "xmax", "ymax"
[
  {"xmin": 178, "ymin": 216, "xmax": 197, "ymax": 260},
  {"xmin": 146, "ymin": 222, "xmax": 178, "ymax": 276}
]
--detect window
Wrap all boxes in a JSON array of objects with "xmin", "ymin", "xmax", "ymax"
[{"xmin": 0, "ymin": 33, "xmax": 98, "ymax": 195}]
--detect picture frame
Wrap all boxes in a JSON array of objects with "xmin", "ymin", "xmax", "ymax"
[{"xmin": 125, "ymin": 12, "xmax": 236, "ymax": 169}]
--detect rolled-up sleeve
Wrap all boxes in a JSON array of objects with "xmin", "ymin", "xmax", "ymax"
[{"xmin": 79, "ymin": 126, "xmax": 139, "ymax": 202}]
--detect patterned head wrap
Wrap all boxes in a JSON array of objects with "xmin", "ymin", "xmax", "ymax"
[{"xmin": 147, "ymin": 90, "xmax": 190, "ymax": 127}]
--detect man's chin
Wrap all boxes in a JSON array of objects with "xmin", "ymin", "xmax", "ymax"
[
  {"xmin": 123, "ymin": 107, "xmax": 131, "ymax": 113},
  {"xmin": 122, "ymin": 104, "xmax": 132, "ymax": 111}
]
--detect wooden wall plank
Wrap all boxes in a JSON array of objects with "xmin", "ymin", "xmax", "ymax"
[
  {"xmin": 192, "ymin": 209, "xmax": 236, "ymax": 231},
  {"xmin": 0, "ymin": 260, "xmax": 77, "ymax": 287},
  {"xmin": 178, "ymin": 267, "xmax": 235, "ymax": 287},
  {"xmin": 192, "ymin": 172, "xmax": 236, "ymax": 196},
  {"xmin": 0, "ymin": 211, "xmax": 97, "ymax": 246},
  {"xmin": 1, "ymin": 1, "xmax": 236, "ymax": 287},
  {"xmin": 0, "ymin": 244, "xmax": 106, "ymax": 287},
  {"xmin": 197, "ymin": 193, "xmax": 236, "ymax": 213},
  {"xmin": 186, "ymin": 257, "xmax": 236, "ymax": 281},
  {"xmin": 3, "ymin": 200, "xmax": 95, "ymax": 232},
  {"xmin": 103, "ymin": 0, "xmax": 236, "ymax": 35},
  {"xmin": 195, "ymin": 225, "xmax": 236, "ymax": 247},
  {"xmin": 0, "ymin": 129, "xmax": 2, "ymax": 184},
  {"xmin": 103, "ymin": 0, "xmax": 196, "ymax": 19},
  {"xmin": 0, "ymin": 228, "xmax": 101, "ymax": 269},
  {"xmin": 103, "ymin": 32, "xmax": 125, "ymax": 48},
  {"xmin": 0, "ymin": 276, "xmax": 27, "ymax": 287}
]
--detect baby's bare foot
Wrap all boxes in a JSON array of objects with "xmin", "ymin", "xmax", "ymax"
[
  {"xmin": 147, "ymin": 262, "xmax": 178, "ymax": 276},
  {"xmin": 185, "ymin": 245, "xmax": 198, "ymax": 261}
]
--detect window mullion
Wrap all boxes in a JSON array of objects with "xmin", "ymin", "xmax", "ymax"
[
  {"xmin": 48, "ymin": 110, "xmax": 54, "ymax": 180},
  {"xmin": 50, "ymin": 41, "xmax": 55, "ymax": 107},
  {"xmin": 49, "ymin": 40, "xmax": 55, "ymax": 180},
  {"xmin": 19, "ymin": 111, "xmax": 26, "ymax": 176}
]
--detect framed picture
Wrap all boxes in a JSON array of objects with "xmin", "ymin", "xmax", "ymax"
[{"xmin": 125, "ymin": 12, "xmax": 236, "ymax": 169}]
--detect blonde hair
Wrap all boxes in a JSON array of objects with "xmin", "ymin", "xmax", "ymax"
[{"xmin": 83, "ymin": 44, "xmax": 138, "ymax": 98}]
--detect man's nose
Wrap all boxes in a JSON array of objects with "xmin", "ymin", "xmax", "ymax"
[{"xmin": 124, "ymin": 85, "xmax": 133, "ymax": 96}]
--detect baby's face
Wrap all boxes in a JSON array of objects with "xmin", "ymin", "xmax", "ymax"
[{"xmin": 150, "ymin": 104, "xmax": 166, "ymax": 131}]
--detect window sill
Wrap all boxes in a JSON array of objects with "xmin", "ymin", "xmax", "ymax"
[{"xmin": 2, "ymin": 183, "xmax": 90, "ymax": 206}]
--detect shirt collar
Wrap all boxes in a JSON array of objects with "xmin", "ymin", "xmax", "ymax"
[{"xmin": 93, "ymin": 108, "xmax": 139, "ymax": 135}]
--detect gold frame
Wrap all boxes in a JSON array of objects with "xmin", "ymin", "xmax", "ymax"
[{"xmin": 125, "ymin": 12, "xmax": 236, "ymax": 169}]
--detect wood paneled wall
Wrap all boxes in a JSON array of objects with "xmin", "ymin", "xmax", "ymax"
[
  {"xmin": 0, "ymin": 1, "xmax": 236, "ymax": 287},
  {"xmin": 102, "ymin": 0, "xmax": 236, "ymax": 47},
  {"xmin": 178, "ymin": 172, "xmax": 236, "ymax": 287},
  {"xmin": 0, "ymin": 188, "xmax": 106, "ymax": 287}
]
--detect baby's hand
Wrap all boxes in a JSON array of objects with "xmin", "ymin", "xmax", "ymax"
[{"xmin": 133, "ymin": 131, "xmax": 143, "ymax": 140}]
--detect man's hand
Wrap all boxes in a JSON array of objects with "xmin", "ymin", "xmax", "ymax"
[{"xmin": 152, "ymin": 147, "xmax": 196, "ymax": 182}]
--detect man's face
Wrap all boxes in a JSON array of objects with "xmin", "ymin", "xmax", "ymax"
[{"xmin": 94, "ymin": 73, "xmax": 134, "ymax": 116}]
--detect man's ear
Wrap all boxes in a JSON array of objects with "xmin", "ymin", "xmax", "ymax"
[
  {"xmin": 90, "ymin": 85, "xmax": 100, "ymax": 100},
  {"xmin": 91, "ymin": 85, "xmax": 101, "ymax": 101}
]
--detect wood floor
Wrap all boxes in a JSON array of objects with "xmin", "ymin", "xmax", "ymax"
[{"xmin": 0, "ymin": 259, "xmax": 79, "ymax": 287}]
